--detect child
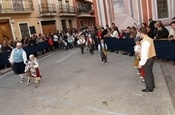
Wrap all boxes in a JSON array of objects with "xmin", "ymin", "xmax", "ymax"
[
  {"xmin": 98, "ymin": 39, "xmax": 108, "ymax": 64},
  {"xmin": 87, "ymin": 34, "xmax": 95, "ymax": 55},
  {"xmin": 134, "ymin": 37, "xmax": 141, "ymax": 69},
  {"xmin": 77, "ymin": 35, "xmax": 85, "ymax": 55},
  {"xmin": 25, "ymin": 54, "xmax": 41, "ymax": 88},
  {"xmin": 134, "ymin": 37, "xmax": 145, "ymax": 83}
]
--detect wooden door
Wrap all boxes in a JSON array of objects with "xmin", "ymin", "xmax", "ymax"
[
  {"xmin": 41, "ymin": 20, "xmax": 56, "ymax": 36},
  {"xmin": 0, "ymin": 19, "xmax": 13, "ymax": 43},
  {"xmin": 42, "ymin": 25, "xmax": 56, "ymax": 36}
]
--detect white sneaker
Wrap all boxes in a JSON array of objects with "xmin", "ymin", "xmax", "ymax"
[
  {"xmin": 26, "ymin": 81, "xmax": 30, "ymax": 86},
  {"xmin": 101, "ymin": 62, "xmax": 104, "ymax": 64},
  {"xmin": 20, "ymin": 78, "xmax": 25, "ymax": 83}
]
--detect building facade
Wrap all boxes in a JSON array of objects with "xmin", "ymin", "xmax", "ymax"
[
  {"xmin": 0, "ymin": 0, "xmax": 95, "ymax": 43},
  {"xmin": 93, "ymin": 0, "xmax": 175, "ymax": 29}
]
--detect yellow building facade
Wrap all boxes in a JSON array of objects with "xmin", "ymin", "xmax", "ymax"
[{"xmin": 0, "ymin": 0, "xmax": 95, "ymax": 43}]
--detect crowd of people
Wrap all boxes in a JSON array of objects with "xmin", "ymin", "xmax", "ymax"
[
  {"xmin": 0, "ymin": 17, "xmax": 175, "ymax": 90},
  {"xmin": 0, "ymin": 17, "xmax": 175, "ymax": 69}
]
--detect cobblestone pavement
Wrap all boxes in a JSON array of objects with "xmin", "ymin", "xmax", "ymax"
[{"xmin": 0, "ymin": 48, "xmax": 175, "ymax": 115}]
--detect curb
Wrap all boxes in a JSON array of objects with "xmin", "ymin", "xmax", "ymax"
[
  {"xmin": 0, "ymin": 69, "xmax": 12, "ymax": 76},
  {"xmin": 160, "ymin": 61, "xmax": 175, "ymax": 107}
]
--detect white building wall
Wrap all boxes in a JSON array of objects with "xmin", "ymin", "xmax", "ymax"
[{"xmin": 97, "ymin": 0, "xmax": 106, "ymax": 27}]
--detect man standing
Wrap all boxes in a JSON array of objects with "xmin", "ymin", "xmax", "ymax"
[
  {"xmin": 138, "ymin": 27, "xmax": 156, "ymax": 92},
  {"xmin": 9, "ymin": 42, "xmax": 27, "ymax": 83},
  {"xmin": 98, "ymin": 39, "xmax": 108, "ymax": 64}
]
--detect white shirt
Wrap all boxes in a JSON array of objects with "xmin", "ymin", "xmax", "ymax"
[
  {"xmin": 169, "ymin": 28, "xmax": 175, "ymax": 38},
  {"xmin": 98, "ymin": 43, "xmax": 108, "ymax": 52},
  {"xmin": 139, "ymin": 41, "xmax": 150, "ymax": 66},
  {"xmin": 110, "ymin": 31, "xmax": 119, "ymax": 37},
  {"xmin": 53, "ymin": 35, "xmax": 58, "ymax": 42},
  {"xmin": 134, "ymin": 44, "xmax": 141, "ymax": 53}
]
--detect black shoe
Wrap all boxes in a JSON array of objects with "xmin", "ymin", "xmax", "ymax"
[
  {"xmin": 142, "ymin": 89, "xmax": 153, "ymax": 92},
  {"xmin": 129, "ymin": 53, "xmax": 134, "ymax": 56}
]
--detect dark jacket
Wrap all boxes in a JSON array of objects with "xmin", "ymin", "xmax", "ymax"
[{"xmin": 156, "ymin": 28, "xmax": 169, "ymax": 39}]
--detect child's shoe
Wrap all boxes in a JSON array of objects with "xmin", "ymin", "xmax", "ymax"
[
  {"xmin": 26, "ymin": 81, "xmax": 30, "ymax": 86},
  {"xmin": 35, "ymin": 83, "xmax": 38, "ymax": 88},
  {"xmin": 20, "ymin": 78, "xmax": 25, "ymax": 83}
]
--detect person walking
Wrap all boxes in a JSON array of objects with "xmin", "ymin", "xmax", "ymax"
[
  {"xmin": 98, "ymin": 39, "xmax": 108, "ymax": 64},
  {"xmin": 9, "ymin": 42, "xmax": 27, "ymax": 83},
  {"xmin": 138, "ymin": 27, "xmax": 156, "ymax": 92},
  {"xmin": 77, "ymin": 35, "xmax": 85, "ymax": 55},
  {"xmin": 25, "ymin": 54, "xmax": 41, "ymax": 88},
  {"xmin": 87, "ymin": 34, "xmax": 95, "ymax": 55}
]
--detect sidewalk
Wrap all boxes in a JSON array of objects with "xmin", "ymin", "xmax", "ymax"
[{"xmin": 160, "ymin": 61, "xmax": 175, "ymax": 107}]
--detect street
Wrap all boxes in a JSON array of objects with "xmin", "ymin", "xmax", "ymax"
[{"xmin": 0, "ymin": 48, "xmax": 175, "ymax": 115}]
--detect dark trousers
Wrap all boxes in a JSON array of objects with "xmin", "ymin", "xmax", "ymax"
[
  {"xmin": 100, "ymin": 52, "xmax": 107, "ymax": 63},
  {"xmin": 80, "ymin": 45, "xmax": 84, "ymax": 54},
  {"xmin": 89, "ymin": 44, "xmax": 94, "ymax": 54},
  {"xmin": 54, "ymin": 41, "xmax": 59, "ymax": 49},
  {"xmin": 142, "ymin": 58, "xmax": 155, "ymax": 90}
]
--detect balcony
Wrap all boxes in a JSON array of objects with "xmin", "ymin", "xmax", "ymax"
[
  {"xmin": 77, "ymin": 8, "xmax": 94, "ymax": 18},
  {"xmin": 58, "ymin": 5, "xmax": 77, "ymax": 16},
  {"xmin": 38, "ymin": 3, "xmax": 57, "ymax": 16},
  {"xmin": 0, "ymin": 0, "xmax": 34, "ymax": 14}
]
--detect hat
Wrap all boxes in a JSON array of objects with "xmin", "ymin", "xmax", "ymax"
[{"xmin": 134, "ymin": 36, "xmax": 141, "ymax": 42}]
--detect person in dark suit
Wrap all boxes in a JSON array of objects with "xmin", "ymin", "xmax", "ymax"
[
  {"xmin": 154, "ymin": 24, "xmax": 169, "ymax": 39},
  {"xmin": 149, "ymin": 19, "xmax": 156, "ymax": 39}
]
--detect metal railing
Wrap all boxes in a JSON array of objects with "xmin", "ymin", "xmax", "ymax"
[
  {"xmin": 38, "ymin": 3, "xmax": 57, "ymax": 15},
  {"xmin": 0, "ymin": 0, "xmax": 34, "ymax": 13},
  {"xmin": 77, "ymin": 8, "xmax": 91, "ymax": 15},
  {"xmin": 58, "ymin": 5, "xmax": 76, "ymax": 14}
]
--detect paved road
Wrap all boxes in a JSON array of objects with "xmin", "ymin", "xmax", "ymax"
[{"xmin": 0, "ymin": 48, "xmax": 175, "ymax": 115}]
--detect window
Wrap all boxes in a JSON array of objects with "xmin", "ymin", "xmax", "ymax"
[
  {"xmin": 58, "ymin": 0, "xmax": 62, "ymax": 5},
  {"xmin": 68, "ymin": 20, "xmax": 72, "ymax": 29},
  {"xmin": 19, "ymin": 23, "xmax": 30, "ymax": 39},
  {"xmin": 157, "ymin": 0, "xmax": 168, "ymax": 19},
  {"xmin": 80, "ymin": 20, "xmax": 83, "ymax": 27},
  {"xmin": 61, "ymin": 20, "xmax": 67, "ymax": 31},
  {"xmin": 13, "ymin": 0, "xmax": 24, "ymax": 11},
  {"xmin": 65, "ymin": 0, "xmax": 69, "ymax": 12}
]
